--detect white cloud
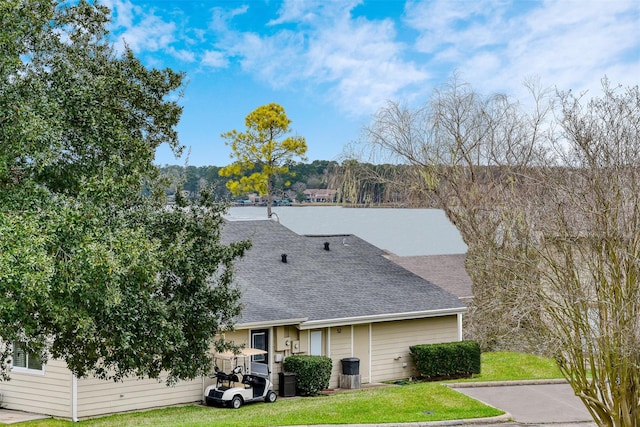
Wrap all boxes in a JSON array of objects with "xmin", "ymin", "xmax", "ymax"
[
  {"xmin": 268, "ymin": 0, "xmax": 362, "ymax": 25},
  {"xmin": 102, "ymin": 0, "xmax": 136, "ymax": 29},
  {"xmin": 406, "ymin": 0, "xmax": 505, "ymax": 54},
  {"xmin": 209, "ymin": 5, "xmax": 249, "ymax": 32},
  {"xmin": 207, "ymin": 1, "xmax": 429, "ymax": 116},
  {"xmin": 118, "ymin": 15, "xmax": 176, "ymax": 53},
  {"xmin": 167, "ymin": 47, "xmax": 196, "ymax": 63},
  {"xmin": 302, "ymin": 15, "xmax": 428, "ymax": 114},
  {"xmin": 104, "ymin": 0, "xmax": 196, "ymax": 63},
  {"xmin": 103, "ymin": 0, "xmax": 638, "ymax": 121},
  {"xmin": 405, "ymin": 0, "xmax": 640, "ymax": 102},
  {"xmin": 202, "ymin": 50, "xmax": 228, "ymax": 69}
]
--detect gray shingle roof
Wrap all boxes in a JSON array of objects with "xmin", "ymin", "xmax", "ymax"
[
  {"xmin": 221, "ymin": 219, "xmax": 466, "ymax": 327},
  {"xmin": 386, "ymin": 254, "xmax": 473, "ymax": 303}
]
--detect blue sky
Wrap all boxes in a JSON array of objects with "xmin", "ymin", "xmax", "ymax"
[{"xmin": 101, "ymin": 0, "xmax": 640, "ymax": 167}]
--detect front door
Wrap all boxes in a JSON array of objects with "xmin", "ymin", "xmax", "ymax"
[{"xmin": 251, "ymin": 329, "xmax": 268, "ymax": 363}]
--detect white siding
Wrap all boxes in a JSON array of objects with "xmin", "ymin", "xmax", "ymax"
[
  {"xmin": 1, "ymin": 359, "xmax": 203, "ymax": 420},
  {"xmin": 0, "ymin": 359, "xmax": 73, "ymax": 418},
  {"xmin": 371, "ymin": 316, "xmax": 458, "ymax": 383},
  {"xmin": 76, "ymin": 376, "xmax": 202, "ymax": 419}
]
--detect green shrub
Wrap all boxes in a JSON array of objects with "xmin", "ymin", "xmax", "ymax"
[
  {"xmin": 410, "ymin": 340, "xmax": 481, "ymax": 380},
  {"xmin": 283, "ymin": 355, "xmax": 332, "ymax": 395}
]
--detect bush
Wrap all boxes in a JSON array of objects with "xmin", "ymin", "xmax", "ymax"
[
  {"xmin": 410, "ymin": 340, "xmax": 481, "ymax": 380},
  {"xmin": 283, "ymin": 355, "xmax": 332, "ymax": 395}
]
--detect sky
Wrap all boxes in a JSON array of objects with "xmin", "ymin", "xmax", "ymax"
[{"xmin": 101, "ymin": 0, "xmax": 640, "ymax": 167}]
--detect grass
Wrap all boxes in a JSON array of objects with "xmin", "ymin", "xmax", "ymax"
[
  {"xmin": 16, "ymin": 384, "xmax": 502, "ymax": 427},
  {"xmin": 456, "ymin": 351, "xmax": 564, "ymax": 382},
  {"xmin": 18, "ymin": 351, "xmax": 562, "ymax": 426}
]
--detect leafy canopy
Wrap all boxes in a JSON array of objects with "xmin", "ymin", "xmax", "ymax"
[
  {"xmin": 0, "ymin": 0, "xmax": 248, "ymax": 384},
  {"xmin": 219, "ymin": 103, "xmax": 307, "ymax": 216}
]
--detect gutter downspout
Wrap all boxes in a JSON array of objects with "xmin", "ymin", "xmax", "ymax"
[
  {"xmin": 457, "ymin": 313, "xmax": 463, "ymax": 341},
  {"xmin": 72, "ymin": 374, "xmax": 78, "ymax": 422}
]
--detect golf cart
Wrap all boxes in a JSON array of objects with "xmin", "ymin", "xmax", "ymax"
[{"xmin": 204, "ymin": 348, "xmax": 277, "ymax": 409}]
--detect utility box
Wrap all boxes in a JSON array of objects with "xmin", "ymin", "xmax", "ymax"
[{"xmin": 278, "ymin": 372, "xmax": 296, "ymax": 397}]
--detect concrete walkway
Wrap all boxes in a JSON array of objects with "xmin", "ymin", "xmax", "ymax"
[
  {"xmin": 450, "ymin": 380, "xmax": 596, "ymax": 426},
  {"xmin": 0, "ymin": 409, "xmax": 49, "ymax": 425}
]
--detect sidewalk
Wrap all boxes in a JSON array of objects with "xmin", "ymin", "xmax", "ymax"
[
  {"xmin": 449, "ymin": 380, "xmax": 596, "ymax": 426},
  {"xmin": 0, "ymin": 409, "xmax": 49, "ymax": 425}
]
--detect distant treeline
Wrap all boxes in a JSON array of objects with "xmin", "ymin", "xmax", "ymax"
[{"xmin": 159, "ymin": 160, "xmax": 437, "ymax": 207}]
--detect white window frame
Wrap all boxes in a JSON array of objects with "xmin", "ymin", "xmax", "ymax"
[
  {"xmin": 310, "ymin": 330, "xmax": 323, "ymax": 356},
  {"xmin": 11, "ymin": 342, "xmax": 45, "ymax": 375}
]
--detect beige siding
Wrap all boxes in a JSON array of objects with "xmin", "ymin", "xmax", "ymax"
[
  {"xmin": 76, "ymin": 375, "xmax": 202, "ymax": 419},
  {"xmin": 371, "ymin": 316, "xmax": 458, "ymax": 383},
  {"xmin": 353, "ymin": 324, "xmax": 370, "ymax": 383},
  {"xmin": 223, "ymin": 330, "xmax": 249, "ymax": 346},
  {"xmin": 328, "ymin": 326, "xmax": 351, "ymax": 388},
  {"xmin": 0, "ymin": 359, "xmax": 73, "ymax": 418}
]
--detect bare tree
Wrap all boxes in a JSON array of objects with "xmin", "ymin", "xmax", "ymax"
[
  {"xmin": 365, "ymin": 76, "xmax": 551, "ymax": 351},
  {"xmin": 527, "ymin": 81, "xmax": 640, "ymax": 425},
  {"xmin": 362, "ymin": 76, "xmax": 640, "ymax": 425}
]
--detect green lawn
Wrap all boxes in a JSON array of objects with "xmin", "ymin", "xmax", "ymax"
[
  {"xmin": 19, "ymin": 351, "xmax": 562, "ymax": 427},
  {"xmin": 20, "ymin": 383, "xmax": 502, "ymax": 427},
  {"xmin": 460, "ymin": 351, "xmax": 564, "ymax": 382}
]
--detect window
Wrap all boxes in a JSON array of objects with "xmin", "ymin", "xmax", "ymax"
[
  {"xmin": 12, "ymin": 342, "xmax": 43, "ymax": 372},
  {"xmin": 310, "ymin": 330, "xmax": 323, "ymax": 356},
  {"xmin": 251, "ymin": 330, "xmax": 268, "ymax": 363}
]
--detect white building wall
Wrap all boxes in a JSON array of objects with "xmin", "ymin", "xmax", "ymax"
[{"xmin": 0, "ymin": 359, "xmax": 73, "ymax": 418}]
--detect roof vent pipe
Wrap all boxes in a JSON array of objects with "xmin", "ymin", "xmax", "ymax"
[
  {"xmin": 281, "ymin": 254, "xmax": 287, "ymax": 263},
  {"xmin": 324, "ymin": 242, "xmax": 330, "ymax": 251}
]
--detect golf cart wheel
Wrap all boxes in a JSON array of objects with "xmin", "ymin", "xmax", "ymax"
[
  {"xmin": 265, "ymin": 391, "xmax": 277, "ymax": 403},
  {"xmin": 230, "ymin": 395, "xmax": 243, "ymax": 409}
]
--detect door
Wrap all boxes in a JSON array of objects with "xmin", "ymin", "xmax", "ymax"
[{"xmin": 251, "ymin": 329, "xmax": 268, "ymax": 363}]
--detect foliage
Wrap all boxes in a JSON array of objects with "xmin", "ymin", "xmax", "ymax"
[
  {"xmin": 362, "ymin": 75, "xmax": 640, "ymax": 426},
  {"xmin": 410, "ymin": 341, "xmax": 481, "ymax": 380},
  {"xmin": 160, "ymin": 160, "xmax": 340, "ymax": 203},
  {"xmin": 219, "ymin": 103, "xmax": 307, "ymax": 216},
  {"xmin": 0, "ymin": 0, "xmax": 248, "ymax": 384},
  {"xmin": 283, "ymin": 355, "xmax": 332, "ymax": 395}
]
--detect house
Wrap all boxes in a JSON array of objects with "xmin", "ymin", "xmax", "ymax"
[
  {"xmin": 0, "ymin": 219, "xmax": 465, "ymax": 420},
  {"xmin": 217, "ymin": 219, "xmax": 466, "ymax": 390},
  {"xmin": 303, "ymin": 189, "xmax": 336, "ymax": 203}
]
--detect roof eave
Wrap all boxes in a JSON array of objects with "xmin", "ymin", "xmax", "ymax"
[
  {"xmin": 296, "ymin": 307, "xmax": 467, "ymax": 330},
  {"xmin": 236, "ymin": 317, "xmax": 309, "ymax": 329}
]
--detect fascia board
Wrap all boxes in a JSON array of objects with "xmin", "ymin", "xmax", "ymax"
[
  {"xmin": 235, "ymin": 318, "xmax": 309, "ymax": 329},
  {"xmin": 296, "ymin": 307, "xmax": 467, "ymax": 330}
]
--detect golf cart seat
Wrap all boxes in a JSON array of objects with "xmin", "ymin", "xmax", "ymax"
[{"xmin": 214, "ymin": 365, "xmax": 242, "ymax": 388}]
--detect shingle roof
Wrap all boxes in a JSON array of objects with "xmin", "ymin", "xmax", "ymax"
[
  {"xmin": 386, "ymin": 254, "xmax": 473, "ymax": 303},
  {"xmin": 221, "ymin": 220, "xmax": 466, "ymax": 327}
]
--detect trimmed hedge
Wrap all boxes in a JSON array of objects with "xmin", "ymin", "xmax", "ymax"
[
  {"xmin": 410, "ymin": 340, "xmax": 481, "ymax": 380},
  {"xmin": 283, "ymin": 355, "xmax": 332, "ymax": 395}
]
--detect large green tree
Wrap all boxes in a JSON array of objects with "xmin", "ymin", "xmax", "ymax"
[
  {"xmin": 0, "ymin": 0, "xmax": 248, "ymax": 384},
  {"xmin": 219, "ymin": 103, "xmax": 307, "ymax": 218}
]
